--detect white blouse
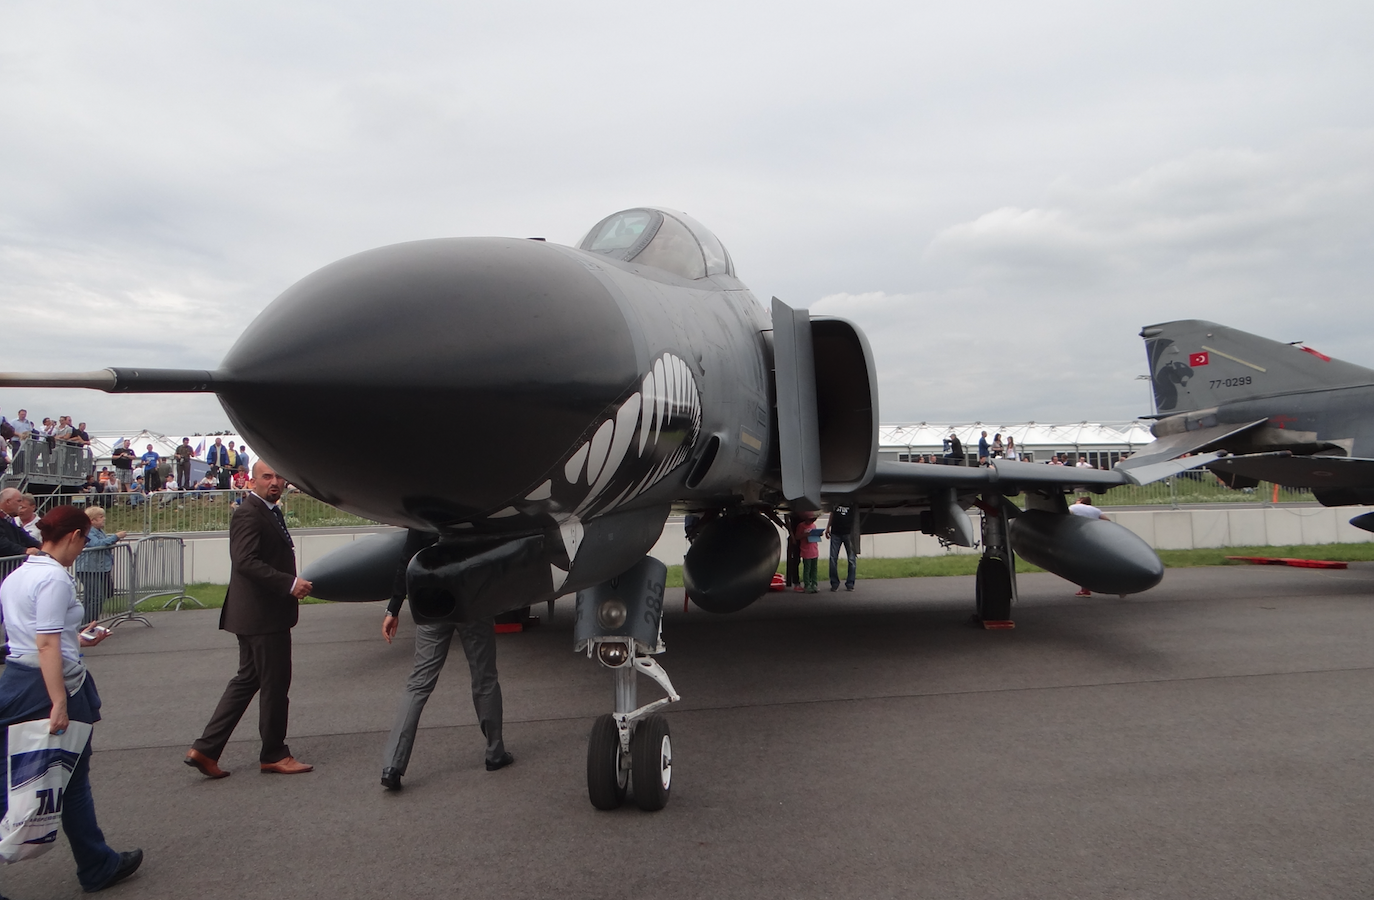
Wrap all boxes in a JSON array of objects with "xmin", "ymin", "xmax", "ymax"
[{"xmin": 0, "ymin": 555, "xmax": 85, "ymax": 664}]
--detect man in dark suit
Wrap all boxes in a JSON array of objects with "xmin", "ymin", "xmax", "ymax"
[
  {"xmin": 0, "ymin": 487, "xmax": 41, "ymax": 560},
  {"xmin": 185, "ymin": 460, "xmax": 314, "ymax": 777}
]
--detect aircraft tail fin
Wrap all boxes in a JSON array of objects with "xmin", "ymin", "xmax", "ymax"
[{"xmin": 1140, "ymin": 320, "xmax": 1374, "ymax": 416}]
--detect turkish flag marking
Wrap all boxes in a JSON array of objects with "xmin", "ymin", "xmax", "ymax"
[{"xmin": 1189, "ymin": 352, "xmax": 1209, "ymax": 367}]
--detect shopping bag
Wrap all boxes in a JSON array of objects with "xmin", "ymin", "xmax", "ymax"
[{"xmin": 0, "ymin": 719, "xmax": 93, "ymax": 863}]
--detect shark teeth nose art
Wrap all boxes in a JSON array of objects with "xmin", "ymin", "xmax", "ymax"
[{"xmin": 561, "ymin": 351, "xmax": 702, "ymax": 516}]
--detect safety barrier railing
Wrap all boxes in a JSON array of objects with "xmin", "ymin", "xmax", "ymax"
[
  {"xmin": 0, "ymin": 535, "xmax": 195, "ymax": 630},
  {"xmin": 32, "ymin": 490, "xmax": 373, "ymax": 535},
  {"xmin": 1089, "ymin": 476, "xmax": 1312, "ymax": 509},
  {"xmin": 128, "ymin": 536, "xmax": 197, "ymax": 615},
  {"xmin": 0, "ymin": 438, "xmax": 93, "ymax": 491},
  {"xmin": 73, "ymin": 543, "xmax": 136, "ymax": 627}
]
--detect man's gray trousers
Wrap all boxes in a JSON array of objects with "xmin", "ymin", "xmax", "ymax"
[{"xmin": 382, "ymin": 619, "xmax": 505, "ymax": 773}]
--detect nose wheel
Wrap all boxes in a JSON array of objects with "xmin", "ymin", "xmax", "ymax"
[
  {"xmin": 587, "ymin": 714, "xmax": 629, "ymax": 810},
  {"xmin": 631, "ymin": 714, "xmax": 671, "ymax": 811},
  {"xmin": 585, "ymin": 709, "xmax": 673, "ymax": 811},
  {"xmin": 582, "ymin": 654, "xmax": 679, "ymax": 810}
]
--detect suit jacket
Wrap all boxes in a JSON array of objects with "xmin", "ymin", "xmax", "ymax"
[
  {"xmin": 0, "ymin": 515, "xmax": 40, "ymax": 558},
  {"xmin": 220, "ymin": 494, "xmax": 299, "ymax": 635}
]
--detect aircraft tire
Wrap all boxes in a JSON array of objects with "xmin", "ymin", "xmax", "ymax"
[
  {"xmin": 976, "ymin": 556, "xmax": 1013, "ymax": 621},
  {"xmin": 587, "ymin": 714, "xmax": 627, "ymax": 810},
  {"xmin": 631, "ymin": 714, "xmax": 672, "ymax": 811}
]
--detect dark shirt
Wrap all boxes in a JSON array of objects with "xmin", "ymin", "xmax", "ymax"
[
  {"xmin": 111, "ymin": 447, "xmax": 134, "ymax": 470},
  {"xmin": 828, "ymin": 504, "xmax": 855, "ymax": 536}
]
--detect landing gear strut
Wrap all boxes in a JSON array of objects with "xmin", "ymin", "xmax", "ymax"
[
  {"xmin": 975, "ymin": 494, "xmax": 1017, "ymax": 628},
  {"xmin": 575, "ymin": 557, "xmax": 680, "ymax": 811}
]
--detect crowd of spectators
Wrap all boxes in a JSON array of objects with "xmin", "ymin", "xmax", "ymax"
[
  {"xmin": 0, "ymin": 408, "xmax": 94, "ymax": 476},
  {"xmin": 0, "ymin": 407, "xmax": 255, "ymax": 504}
]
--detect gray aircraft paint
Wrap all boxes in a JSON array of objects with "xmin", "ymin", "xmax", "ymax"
[
  {"xmin": 0, "ymin": 207, "xmax": 1167, "ymax": 615},
  {"xmin": 1140, "ymin": 319, "xmax": 1374, "ymax": 516}
]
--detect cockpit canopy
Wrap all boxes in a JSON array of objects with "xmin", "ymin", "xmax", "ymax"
[{"xmin": 579, "ymin": 208, "xmax": 734, "ymax": 281}]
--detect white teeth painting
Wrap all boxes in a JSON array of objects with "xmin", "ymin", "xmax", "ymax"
[
  {"xmin": 561, "ymin": 351, "xmax": 701, "ymax": 517},
  {"xmin": 486, "ymin": 351, "xmax": 702, "ymax": 580}
]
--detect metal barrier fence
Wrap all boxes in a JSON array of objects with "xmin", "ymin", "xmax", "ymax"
[
  {"xmin": 73, "ymin": 543, "xmax": 137, "ymax": 627},
  {"xmin": 1087, "ymin": 475, "xmax": 1312, "ymax": 508},
  {"xmin": 129, "ymin": 536, "xmax": 198, "ymax": 614},
  {"xmin": 14, "ymin": 472, "xmax": 1321, "ymax": 537},
  {"xmin": 0, "ymin": 535, "xmax": 195, "ymax": 629},
  {"xmin": 32, "ymin": 490, "xmax": 373, "ymax": 535},
  {"xmin": 0, "ymin": 438, "xmax": 94, "ymax": 491}
]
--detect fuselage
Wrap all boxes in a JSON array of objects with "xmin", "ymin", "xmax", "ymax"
[{"xmin": 216, "ymin": 229, "xmax": 777, "ymax": 536}]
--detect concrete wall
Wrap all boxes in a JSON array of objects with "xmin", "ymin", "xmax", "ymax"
[
  {"xmin": 183, "ymin": 528, "xmax": 403, "ymax": 585},
  {"xmin": 177, "ymin": 505, "xmax": 1374, "ymax": 583}
]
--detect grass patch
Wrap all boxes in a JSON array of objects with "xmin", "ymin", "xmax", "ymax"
[
  {"xmin": 152, "ymin": 542, "xmax": 1371, "ymax": 611},
  {"xmin": 133, "ymin": 582, "xmax": 330, "ymax": 612},
  {"xmin": 660, "ymin": 542, "xmax": 1373, "ymax": 587}
]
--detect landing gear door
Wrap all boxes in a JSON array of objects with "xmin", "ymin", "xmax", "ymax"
[{"xmin": 771, "ymin": 297, "xmax": 823, "ymax": 509}]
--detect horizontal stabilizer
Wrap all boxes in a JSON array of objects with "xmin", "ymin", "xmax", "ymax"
[
  {"xmin": 1115, "ymin": 452, "xmax": 1224, "ymax": 487},
  {"xmin": 1207, "ymin": 454, "xmax": 1374, "ymax": 490},
  {"xmin": 1350, "ymin": 512, "xmax": 1374, "ymax": 534},
  {"xmin": 1116, "ymin": 418, "xmax": 1267, "ymax": 474},
  {"xmin": 0, "ymin": 368, "xmax": 218, "ymax": 393}
]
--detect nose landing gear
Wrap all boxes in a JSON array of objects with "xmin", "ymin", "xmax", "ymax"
[{"xmin": 576, "ymin": 557, "xmax": 680, "ymax": 811}]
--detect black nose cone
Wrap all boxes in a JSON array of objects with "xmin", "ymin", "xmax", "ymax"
[{"xmin": 217, "ymin": 238, "xmax": 638, "ymax": 528}]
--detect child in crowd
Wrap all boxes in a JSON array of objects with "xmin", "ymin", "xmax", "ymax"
[{"xmin": 795, "ymin": 513, "xmax": 820, "ymax": 593}]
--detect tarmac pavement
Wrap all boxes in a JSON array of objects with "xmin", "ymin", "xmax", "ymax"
[{"xmin": 4, "ymin": 563, "xmax": 1374, "ymax": 899}]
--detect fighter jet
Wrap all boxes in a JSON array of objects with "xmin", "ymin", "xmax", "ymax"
[
  {"xmin": 0, "ymin": 207, "xmax": 1163, "ymax": 810},
  {"xmin": 1125, "ymin": 319, "xmax": 1374, "ymax": 533}
]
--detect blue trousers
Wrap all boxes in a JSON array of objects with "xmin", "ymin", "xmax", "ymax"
[
  {"xmin": 829, "ymin": 535, "xmax": 857, "ymax": 588},
  {"xmin": 0, "ymin": 733, "xmax": 119, "ymax": 891}
]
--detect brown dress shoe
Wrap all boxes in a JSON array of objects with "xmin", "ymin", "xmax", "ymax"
[
  {"xmin": 184, "ymin": 748, "xmax": 230, "ymax": 778},
  {"xmin": 260, "ymin": 756, "xmax": 314, "ymax": 774}
]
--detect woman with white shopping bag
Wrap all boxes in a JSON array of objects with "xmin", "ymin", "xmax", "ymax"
[{"xmin": 0, "ymin": 506, "xmax": 142, "ymax": 891}]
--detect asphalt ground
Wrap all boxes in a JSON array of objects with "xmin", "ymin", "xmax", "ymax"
[{"xmin": 4, "ymin": 564, "xmax": 1374, "ymax": 899}]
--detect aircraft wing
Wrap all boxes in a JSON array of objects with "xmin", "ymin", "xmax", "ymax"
[
  {"xmin": 848, "ymin": 459, "xmax": 1131, "ymax": 547},
  {"xmin": 1206, "ymin": 453, "xmax": 1374, "ymax": 489},
  {"xmin": 857, "ymin": 459, "xmax": 1130, "ymax": 497}
]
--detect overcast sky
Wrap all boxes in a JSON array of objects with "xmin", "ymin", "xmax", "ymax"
[{"xmin": 3, "ymin": 1, "xmax": 1372, "ymax": 434}]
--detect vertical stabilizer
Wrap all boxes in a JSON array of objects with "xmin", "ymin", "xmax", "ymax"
[{"xmin": 1141, "ymin": 320, "xmax": 1374, "ymax": 415}]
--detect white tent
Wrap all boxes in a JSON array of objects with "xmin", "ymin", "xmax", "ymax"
[{"xmin": 880, "ymin": 421, "xmax": 1154, "ymax": 468}]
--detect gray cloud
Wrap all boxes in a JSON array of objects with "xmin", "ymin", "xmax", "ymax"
[
  {"xmin": 815, "ymin": 132, "xmax": 1374, "ymax": 421},
  {"xmin": 2, "ymin": 2, "xmax": 1373, "ymax": 432}
]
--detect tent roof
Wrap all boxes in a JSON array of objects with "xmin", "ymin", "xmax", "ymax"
[{"xmin": 879, "ymin": 421, "xmax": 1154, "ymax": 450}]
